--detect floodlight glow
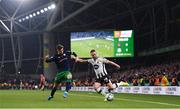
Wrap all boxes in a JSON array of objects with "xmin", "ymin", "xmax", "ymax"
[
  {"xmin": 18, "ymin": 19, "xmax": 22, "ymax": 22},
  {"xmin": 26, "ymin": 16, "xmax": 29, "ymax": 19},
  {"xmin": 33, "ymin": 13, "xmax": 36, "ymax": 16},
  {"xmin": 17, "ymin": 4, "xmax": 56, "ymax": 22},
  {"xmin": 37, "ymin": 11, "xmax": 40, "ymax": 15},
  {"xmin": 29, "ymin": 14, "xmax": 33, "ymax": 18},
  {"xmin": 40, "ymin": 9, "xmax": 44, "ymax": 13},
  {"xmin": 48, "ymin": 6, "xmax": 52, "ymax": 10},
  {"xmin": 51, "ymin": 4, "xmax": 56, "ymax": 9},
  {"xmin": 44, "ymin": 8, "xmax": 48, "ymax": 11}
]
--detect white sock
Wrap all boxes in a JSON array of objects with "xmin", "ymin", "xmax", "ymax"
[{"xmin": 96, "ymin": 87, "xmax": 106, "ymax": 96}]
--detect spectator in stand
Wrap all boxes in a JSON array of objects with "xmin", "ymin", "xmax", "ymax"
[
  {"xmin": 149, "ymin": 75, "xmax": 155, "ymax": 86},
  {"xmin": 132, "ymin": 77, "xmax": 138, "ymax": 86},
  {"xmin": 161, "ymin": 73, "xmax": 169, "ymax": 86},
  {"xmin": 171, "ymin": 75, "xmax": 179, "ymax": 86},
  {"xmin": 39, "ymin": 74, "xmax": 46, "ymax": 91},
  {"xmin": 139, "ymin": 75, "xmax": 145, "ymax": 86},
  {"xmin": 154, "ymin": 74, "xmax": 161, "ymax": 86}
]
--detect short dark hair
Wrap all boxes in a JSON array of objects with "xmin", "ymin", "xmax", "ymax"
[
  {"xmin": 90, "ymin": 49, "xmax": 96, "ymax": 53},
  {"xmin": 56, "ymin": 44, "xmax": 64, "ymax": 50}
]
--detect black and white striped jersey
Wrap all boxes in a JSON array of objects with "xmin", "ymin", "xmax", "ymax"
[{"xmin": 88, "ymin": 58, "xmax": 108, "ymax": 79}]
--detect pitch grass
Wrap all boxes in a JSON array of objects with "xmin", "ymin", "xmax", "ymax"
[
  {"xmin": 0, "ymin": 90, "xmax": 180, "ymax": 108},
  {"xmin": 71, "ymin": 39, "xmax": 114, "ymax": 58}
]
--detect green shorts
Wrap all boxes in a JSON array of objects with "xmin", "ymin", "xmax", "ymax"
[{"xmin": 54, "ymin": 71, "xmax": 72, "ymax": 84}]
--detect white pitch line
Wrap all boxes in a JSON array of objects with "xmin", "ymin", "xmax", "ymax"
[
  {"xmin": 70, "ymin": 93, "xmax": 180, "ymax": 107},
  {"xmin": 2, "ymin": 108, "xmax": 180, "ymax": 109}
]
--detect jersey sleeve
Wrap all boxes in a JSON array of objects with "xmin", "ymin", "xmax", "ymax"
[
  {"xmin": 87, "ymin": 59, "xmax": 93, "ymax": 64},
  {"xmin": 101, "ymin": 58, "xmax": 108, "ymax": 63}
]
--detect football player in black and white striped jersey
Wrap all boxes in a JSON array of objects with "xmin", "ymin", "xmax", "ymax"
[{"xmin": 77, "ymin": 49, "xmax": 125, "ymax": 101}]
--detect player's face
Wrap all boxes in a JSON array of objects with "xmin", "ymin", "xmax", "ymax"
[
  {"xmin": 91, "ymin": 51, "xmax": 97, "ymax": 59},
  {"xmin": 57, "ymin": 48, "xmax": 64, "ymax": 54}
]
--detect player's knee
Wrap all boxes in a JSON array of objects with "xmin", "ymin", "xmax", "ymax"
[
  {"xmin": 94, "ymin": 83, "xmax": 101, "ymax": 89},
  {"xmin": 107, "ymin": 83, "xmax": 114, "ymax": 89},
  {"xmin": 94, "ymin": 85, "xmax": 100, "ymax": 90},
  {"xmin": 95, "ymin": 87, "xmax": 101, "ymax": 93}
]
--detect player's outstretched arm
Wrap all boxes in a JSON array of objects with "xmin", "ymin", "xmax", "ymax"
[
  {"xmin": 106, "ymin": 60, "xmax": 120, "ymax": 69},
  {"xmin": 76, "ymin": 58, "xmax": 88, "ymax": 63}
]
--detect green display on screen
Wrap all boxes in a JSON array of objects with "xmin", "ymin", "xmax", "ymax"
[
  {"xmin": 71, "ymin": 30, "xmax": 134, "ymax": 58},
  {"xmin": 114, "ymin": 30, "xmax": 134, "ymax": 57}
]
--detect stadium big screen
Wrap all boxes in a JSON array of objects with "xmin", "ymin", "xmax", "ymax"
[{"xmin": 71, "ymin": 30, "xmax": 134, "ymax": 58}]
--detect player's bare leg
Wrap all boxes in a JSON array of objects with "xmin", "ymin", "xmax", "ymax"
[
  {"xmin": 105, "ymin": 82, "xmax": 114, "ymax": 101},
  {"xmin": 39, "ymin": 81, "xmax": 45, "ymax": 91},
  {"xmin": 41, "ymin": 85, "xmax": 45, "ymax": 90},
  {"xmin": 94, "ymin": 82, "xmax": 107, "ymax": 101},
  {"xmin": 107, "ymin": 82, "xmax": 114, "ymax": 92},
  {"xmin": 48, "ymin": 83, "xmax": 59, "ymax": 100},
  {"xmin": 102, "ymin": 82, "xmax": 124, "ymax": 101},
  {"xmin": 94, "ymin": 82, "xmax": 106, "ymax": 96}
]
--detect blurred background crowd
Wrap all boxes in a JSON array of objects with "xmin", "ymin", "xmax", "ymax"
[{"xmin": 0, "ymin": 61, "xmax": 179, "ymax": 90}]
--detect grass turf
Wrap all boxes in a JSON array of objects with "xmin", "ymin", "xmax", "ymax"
[
  {"xmin": 71, "ymin": 39, "xmax": 114, "ymax": 58},
  {"xmin": 0, "ymin": 90, "xmax": 180, "ymax": 108}
]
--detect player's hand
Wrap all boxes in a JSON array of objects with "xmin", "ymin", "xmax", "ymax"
[
  {"xmin": 45, "ymin": 55, "xmax": 49, "ymax": 59},
  {"xmin": 75, "ymin": 57, "xmax": 79, "ymax": 62},
  {"xmin": 117, "ymin": 65, "xmax": 121, "ymax": 69}
]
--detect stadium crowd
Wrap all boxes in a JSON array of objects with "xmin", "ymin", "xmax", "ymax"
[
  {"xmin": 0, "ymin": 62, "xmax": 179, "ymax": 90},
  {"xmin": 114, "ymin": 61, "xmax": 180, "ymax": 86},
  {"xmin": 71, "ymin": 31, "xmax": 113, "ymax": 39}
]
